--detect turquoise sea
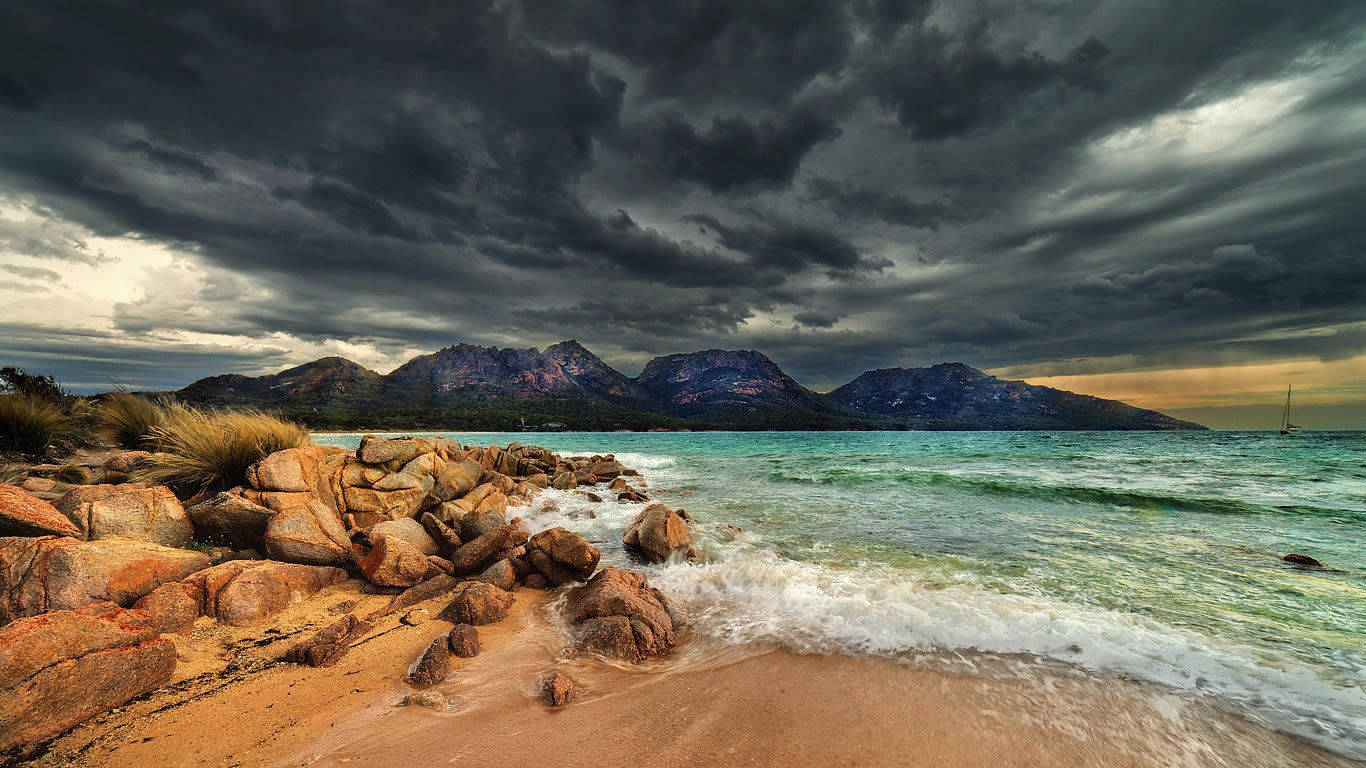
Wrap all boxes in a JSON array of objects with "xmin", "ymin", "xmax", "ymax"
[{"xmin": 314, "ymin": 430, "xmax": 1366, "ymax": 759}]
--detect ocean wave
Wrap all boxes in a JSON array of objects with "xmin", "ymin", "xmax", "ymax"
[
  {"xmin": 647, "ymin": 550, "xmax": 1366, "ymax": 759},
  {"xmin": 763, "ymin": 465, "xmax": 1365, "ymax": 521}
]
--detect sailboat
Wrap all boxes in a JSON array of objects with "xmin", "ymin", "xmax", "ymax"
[{"xmin": 1279, "ymin": 385, "xmax": 1300, "ymax": 435}]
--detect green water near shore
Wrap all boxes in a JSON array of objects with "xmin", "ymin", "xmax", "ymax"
[{"xmin": 314, "ymin": 430, "xmax": 1366, "ymax": 758}]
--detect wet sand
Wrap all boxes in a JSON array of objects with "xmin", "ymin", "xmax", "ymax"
[{"xmin": 36, "ymin": 583, "xmax": 1355, "ymax": 768}]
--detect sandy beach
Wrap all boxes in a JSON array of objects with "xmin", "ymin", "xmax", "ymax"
[{"xmin": 29, "ymin": 580, "xmax": 1355, "ymax": 768}]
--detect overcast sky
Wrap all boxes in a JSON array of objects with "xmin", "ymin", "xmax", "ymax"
[{"xmin": 1, "ymin": 1, "xmax": 1363, "ymax": 427}]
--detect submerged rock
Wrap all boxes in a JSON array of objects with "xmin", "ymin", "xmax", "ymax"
[
  {"xmin": 406, "ymin": 636, "xmax": 451, "ymax": 688},
  {"xmin": 399, "ymin": 691, "xmax": 448, "ymax": 710},
  {"xmin": 563, "ymin": 567, "xmax": 676, "ymax": 663},
  {"xmin": 622, "ymin": 503, "xmax": 694, "ymax": 563},
  {"xmin": 538, "ymin": 670, "xmax": 576, "ymax": 707},
  {"xmin": 525, "ymin": 527, "xmax": 600, "ymax": 586},
  {"xmin": 1282, "ymin": 553, "xmax": 1324, "ymax": 568}
]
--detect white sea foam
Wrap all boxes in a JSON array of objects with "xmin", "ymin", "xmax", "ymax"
[{"xmin": 645, "ymin": 547, "xmax": 1366, "ymax": 759}]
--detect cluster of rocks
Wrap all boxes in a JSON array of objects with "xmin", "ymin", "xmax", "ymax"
[{"xmin": 0, "ymin": 434, "xmax": 698, "ymax": 754}]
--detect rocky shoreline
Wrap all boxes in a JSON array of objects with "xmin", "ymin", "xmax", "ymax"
[{"xmin": 0, "ymin": 436, "xmax": 697, "ymax": 763}]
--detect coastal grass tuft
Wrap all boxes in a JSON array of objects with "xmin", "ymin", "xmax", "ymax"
[
  {"xmin": 0, "ymin": 393, "xmax": 72, "ymax": 458},
  {"xmin": 97, "ymin": 392, "xmax": 169, "ymax": 449},
  {"xmin": 52, "ymin": 464, "xmax": 93, "ymax": 485},
  {"xmin": 0, "ymin": 463, "xmax": 24, "ymax": 485},
  {"xmin": 142, "ymin": 404, "xmax": 310, "ymax": 496}
]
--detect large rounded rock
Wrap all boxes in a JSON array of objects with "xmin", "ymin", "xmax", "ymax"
[
  {"xmin": 181, "ymin": 560, "xmax": 347, "ymax": 626},
  {"xmin": 264, "ymin": 496, "xmax": 350, "ymax": 565},
  {"xmin": 433, "ymin": 458, "xmax": 483, "ymax": 502},
  {"xmin": 438, "ymin": 582, "xmax": 513, "ymax": 625},
  {"xmin": 622, "ymin": 503, "xmax": 695, "ymax": 563},
  {"xmin": 371, "ymin": 517, "xmax": 438, "ymax": 556},
  {"xmin": 0, "ymin": 603, "xmax": 176, "ymax": 753},
  {"xmin": 448, "ymin": 518, "xmax": 529, "ymax": 576},
  {"xmin": 355, "ymin": 534, "xmax": 430, "ymax": 588},
  {"xmin": 525, "ymin": 527, "xmax": 600, "ymax": 586},
  {"xmin": 420, "ymin": 512, "xmax": 462, "ymax": 554},
  {"xmin": 132, "ymin": 582, "xmax": 199, "ymax": 635},
  {"xmin": 588, "ymin": 458, "xmax": 625, "ymax": 479},
  {"xmin": 54, "ymin": 483, "xmax": 192, "ymax": 548},
  {"xmin": 186, "ymin": 491, "xmax": 275, "ymax": 550},
  {"xmin": 358, "ymin": 435, "xmax": 438, "ymax": 466},
  {"xmin": 0, "ymin": 483, "xmax": 81, "ymax": 538},
  {"xmin": 0, "ymin": 536, "xmax": 210, "ymax": 623},
  {"xmin": 459, "ymin": 503, "xmax": 507, "ymax": 541},
  {"xmin": 340, "ymin": 486, "xmax": 427, "ymax": 528},
  {"xmin": 473, "ymin": 558, "xmax": 518, "ymax": 591},
  {"xmin": 103, "ymin": 451, "xmax": 153, "ymax": 475},
  {"xmin": 563, "ymin": 567, "xmax": 676, "ymax": 663},
  {"xmin": 247, "ymin": 446, "xmax": 346, "ymax": 514}
]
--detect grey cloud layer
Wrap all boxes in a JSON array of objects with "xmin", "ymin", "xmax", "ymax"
[{"xmin": 0, "ymin": 0, "xmax": 1363, "ymax": 391}]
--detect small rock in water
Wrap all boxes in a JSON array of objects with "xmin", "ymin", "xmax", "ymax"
[
  {"xmin": 401, "ymin": 608, "xmax": 430, "ymax": 626},
  {"xmin": 1282, "ymin": 553, "xmax": 1324, "ymax": 568},
  {"xmin": 447, "ymin": 623, "xmax": 481, "ymax": 657},
  {"xmin": 406, "ymin": 637, "xmax": 451, "ymax": 688},
  {"xmin": 538, "ymin": 671, "xmax": 575, "ymax": 706},
  {"xmin": 399, "ymin": 691, "xmax": 448, "ymax": 710}
]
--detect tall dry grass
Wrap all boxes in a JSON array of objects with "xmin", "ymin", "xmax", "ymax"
[
  {"xmin": 142, "ymin": 404, "xmax": 310, "ymax": 495},
  {"xmin": 0, "ymin": 394, "xmax": 71, "ymax": 457},
  {"xmin": 96, "ymin": 392, "xmax": 169, "ymax": 449},
  {"xmin": 0, "ymin": 463, "xmax": 25, "ymax": 485}
]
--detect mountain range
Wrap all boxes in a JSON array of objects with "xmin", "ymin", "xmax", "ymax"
[{"xmin": 175, "ymin": 340, "xmax": 1206, "ymax": 431}]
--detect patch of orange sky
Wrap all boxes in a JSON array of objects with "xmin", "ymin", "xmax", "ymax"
[{"xmin": 995, "ymin": 354, "xmax": 1366, "ymax": 411}]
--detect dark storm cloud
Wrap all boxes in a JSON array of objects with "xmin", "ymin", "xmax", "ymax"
[
  {"xmin": 273, "ymin": 179, "xmax": 417, "ymax": 241},
  {"xmin": 124, "ymin": 140, "xmax": 219, "ymax": 182},
  {"xmin": 0, "ymin": 0, "xmax": 1363, "ymax": 404},
  {"xmin": 521, "ymin": 0, "xmax": 858, "ymax": 106},
  {"xmin": 620, "ymin": 107, "xmax": 841, "ymax": 193},
  {"xmin": 868, "ymin": 24, "xmax": 1111, "ymax": 139},
  {"xmin": 682, "ymin": 213, "xmax": 890, "ymax": 276},
  {"xmin": 792, "ymin": 309, "xmax": 845, "ymax": 329},
  {"xmin": 804, "ymin": 175, "xmax": 953, "ymax": 229}
]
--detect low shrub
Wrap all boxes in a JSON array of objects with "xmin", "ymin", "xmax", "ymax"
[
  {"xmin": 142, "ymin": 405, "xmax": 310, "ymax": 496},
  {"xmin": 0, "ymin": 394, "xmax": 71, "ymax": 458},
  {"xmin": 97, "ymin": 392, "xmax": 169, "ymax": 449}
]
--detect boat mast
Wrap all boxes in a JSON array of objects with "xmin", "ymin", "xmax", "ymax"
[{"xmin": 1281, "ymin": 385, "xmax": 1292, "ymax": 432}]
